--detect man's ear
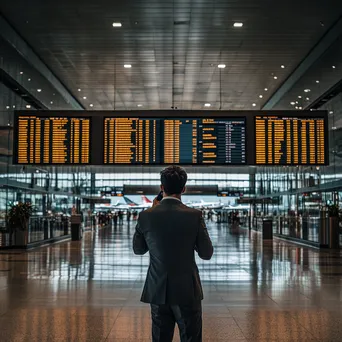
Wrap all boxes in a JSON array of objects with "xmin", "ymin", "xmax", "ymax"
[{"xmin": 181, "ymin": 186, "xmax": 186, "ymax": 194}]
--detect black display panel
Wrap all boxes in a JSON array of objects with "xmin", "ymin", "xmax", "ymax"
[
  {"xmin": 104, "ymin": 117, "xmax": 246, "ymax": 165},
  {"xmin": 14, "ymin": 116, "xmax": 90, "ymax": 164},
  {"xmin": 255, "ymin": 116, "xmax": 327, "ymax": 165}
]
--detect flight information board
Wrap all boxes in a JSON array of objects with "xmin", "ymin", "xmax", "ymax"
[
  {"xmin": 104, "ymin": 117, "xmax": 246, "ymax": 165},
  {"xmin": 14, "ymin": 116, "xmax": 90, "ymax": 164},
  {"xmin": 255, "ymin": 116, "xmax": 326, "ymax": 165}
]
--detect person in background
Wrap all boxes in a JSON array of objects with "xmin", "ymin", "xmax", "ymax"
[{"xmin": 133, "ymin": 165, "xmax": 213, "ymax": 342}]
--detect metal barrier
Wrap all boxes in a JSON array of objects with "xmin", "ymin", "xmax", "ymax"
[{"xmin": 28, "ymin": 216, "xmax": 70, "ymax": 243}]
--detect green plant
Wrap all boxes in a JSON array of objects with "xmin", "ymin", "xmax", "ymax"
[
  {"xmin": 328, "ymin": 204, "xmax": 340, "ymax": 218},
  {"xmin": 7, "ymin": 202, "xmax": 33, "ymax": 231}
]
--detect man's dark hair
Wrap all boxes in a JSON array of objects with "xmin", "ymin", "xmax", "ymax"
[{"xmin": 160, "ymin": 166, "xmax": 187, "ymax": 195}]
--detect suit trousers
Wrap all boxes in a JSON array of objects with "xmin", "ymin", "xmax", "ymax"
[{"xmin": 150, "ymin": 301, "xmax": 202, "ymax": 342}]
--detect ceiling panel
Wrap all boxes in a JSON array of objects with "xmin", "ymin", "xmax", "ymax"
[{"xmin": 0, "ymin": 0, "xmax": 341, "ymax": 110}]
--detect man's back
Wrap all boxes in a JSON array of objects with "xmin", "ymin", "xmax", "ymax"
[{"xmin": 133, "ymin": 198, "xmax": 213, "ymax": 305}]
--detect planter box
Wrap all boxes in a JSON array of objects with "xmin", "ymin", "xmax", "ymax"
[{"xmin": 14, "ymin": 230, "xmax": 28, "ymax": 247}]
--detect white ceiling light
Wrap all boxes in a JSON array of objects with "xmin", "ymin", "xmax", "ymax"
[
  {"xmin": 304, "ymin": 89, "xmax": 311, "ymax": 92},
  {"xmin": 204, "ymin": 103, "xmax": 211, "ymax": 107},
  {"xmin": 26, "ymin": 105, "xmax": 31, "ymax": 109},
  {"xmin": 316, "ymin": 80, "xmax": 320, "ymax": 83},
  {"xmin": 298, "ymin": 95, "xmax": 302, "ymax": 98},
  {"xmin": 329, "ymin": 111, "xmax": 334, "ymax": 114},
  {"xmin": 252, "ymin": 103, "xmax": 256, "ymax": 107},
  {"xmin": 259, "ymin": 95, "xmax": 263, "ymax": 98},
  {"xmin": 264, "ymin": 88, "xmax": 268, "ymax": 91},
  {"xmin": 112, "ymin": 22, "xmax": 122, "ymax": 27},
  {"xmin": 37, "ymin": 89, "xmax": 42, "ymax": 92},
  {"xmin": 6, "ymin": 106, "xmax": 10, "ymax": 109},
  {"xmin": 233, "ymin": 22, "xmax": 243, "ymax": 28},
  {"xmin": 50, "ymin": 101, "xmax": 53, "ymax": 105},
  {"xmin": 218, "ymin": 64, "xmax": 226, "ymax": 68},
  {"xmin": 332, "ymin": 126, "xmax": 337, "ymax": 130},
  {"xmin": 137, "ymin": 104, "xmax": 142, "ymax": 107},
  {"xmin": 124, "ymin": 64, "xmax": 132, "ymax": 68},
  {"xmin": 273, "ymin": 76, "xmax": 278, "ymax": 79},
  {"xmin": 20, "ymin": 71, "xmax": 23, "ymax": 75},
  {"xmin": 78, "ymin": 88, "xmax": 81, "ymax": 92},
  {"xmin": 295, "ymin": 106, "xmax": 299, "ymax": 109},
  {"xmin": 90, "ymin": 104, "xmax": 94, "ymax": 107},
  {"xmin": 28, "ymin": 78, "xmax": 31, "ymax": 82},
  {"xmin": 332, "ymin": 65, "xmax": 336, "ymax": 69},
  {"xmin": 83, "ymin": 96, "xmax": 87, "ymax": 100},
  {"xmin": 281, "ymin": 65, "xmax": 285, "ymax": 69},
  {"xmin": 299, "ymin": 107, "xmax": 303, "ymax": 110},
  {"xmin": 290, "ymin": 102, "xmax": 295, "ymax": 105},
  {"xmin": 306, "ymin": 97, "xmax": 310, "ymax": 101},
  {"xmin": 12, "ymin": 105, "xmax": 15, "ymax": 108},
  {"xmin": 295, "ymin": 101, "xmax": 299, "ymax": 104}
]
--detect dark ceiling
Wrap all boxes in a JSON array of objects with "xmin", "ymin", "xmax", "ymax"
[{"xmin": 1, "ymin": 0, "xmax": 342, "ymax": 111}]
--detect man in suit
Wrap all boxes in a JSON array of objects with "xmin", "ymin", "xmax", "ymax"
[{"xmin": 133, "ymin": 165, "xmax": 213, "ymax": 342}]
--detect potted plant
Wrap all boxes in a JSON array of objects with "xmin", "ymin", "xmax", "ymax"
[
  {"xmin": 327, "ymin": 204, "xmax": 340, "ymax": 249},
  {"xmin": 7, "ymin": 202, "xmax": 33, "ymax": 247}
]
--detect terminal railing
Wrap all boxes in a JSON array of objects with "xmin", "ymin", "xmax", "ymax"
[{"xmin": 252, "ymin": 213, "xmax": 341, "ymax": 248}]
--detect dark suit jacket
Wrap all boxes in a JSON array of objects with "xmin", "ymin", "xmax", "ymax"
[{"xmin": 133, "ymin": 198, "xmax": 213, "ymax": 305}]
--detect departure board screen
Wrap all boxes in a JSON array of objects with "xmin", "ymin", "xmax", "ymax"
[
  {"xmin": 15, "ymin": 116, "xmax": 90, "ymax": 164},
  {"xmin": 104, "ymin": 117, "xmax": 246, "ymax": 165},
  {"xmin": 255, "ymin": 116, "xmax": 326, "ymax": 165}
]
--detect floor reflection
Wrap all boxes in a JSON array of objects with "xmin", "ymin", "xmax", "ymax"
[{"xmin": 0, "ymin": 222, "xmax": 342, "ymax": 341}]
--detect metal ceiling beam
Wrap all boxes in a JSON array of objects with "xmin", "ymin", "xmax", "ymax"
[
  {"xmin": 0, "ymin": 13, "xmax": 83, "ymax": 110},
  {"xmin": 263, "ymin": 15, "xmax": 342, "ymax": 110}
]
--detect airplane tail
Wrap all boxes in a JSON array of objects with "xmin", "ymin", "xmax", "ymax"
[
  {"xmin": 123, "ymin": 196, "xmax": 137, "ymax": 206},
  {"xmin": 141, "ymin": 195, "xmax": 152, "ymax": 204}
]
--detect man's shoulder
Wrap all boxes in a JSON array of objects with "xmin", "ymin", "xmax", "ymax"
[{"xmin": 180, "ymin": 204, "xmax": 202, "ymax": 215}]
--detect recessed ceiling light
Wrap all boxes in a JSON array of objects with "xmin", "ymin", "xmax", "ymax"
[
  {"xmin": 281, "ymin": 65, "xmax": 285, "ymax": 68},
  {"xmin": 332, "ymin": 126, "xmax": 337, "ymax": 130},
  {"xmin": 12, "ymin": 105, "xmax": 15, "ymax": 108},
  {"xmin": 218, "ymin": 64, "xmax": 226, "ymax": 68},
  {"xmin": 50, "ymin": 101, "xmax": 53, "ymax": 105},
  {"xmin": 28, "ymin": 78, "xmax": 31, "ymax": 81},
  {"xmin": 78, "ymin": 88, "xmax": 81, "ymax": 92},
  {"xmin": 137, "ymin": 104, "xmax": 142, "ymax": 107},
  {"xmin": 306, "ymin": 97, "xmax": 310, "ymax": 101},
  {"xmin": 20, "ymin": 71, "xmax": 23, "ymax": 75},
  {"xmin": 112, "ymin": 22, "xmax": 122, "ymax": 27},
  {"xmin": 26, "ymin": 105, "xmax": 31, "ymax": 109},
  {"xmin": 316, "ymin": 80, "xmax": 320, "ymax": 83},
  {"xmin": 332, "ymin": 65, "xmax": 336, "ymax": 69},
  {"xmin": 124, "ymin": 64, "xmax": 132, "ymax": 68},
  {"xmin": 329, "ymin": 111, "xmax": 334, "ymax": 114},
  {"xmin": 259, "ymin": 95, "xmax": 263, "ymax": 98},
  {"xmin": 273, "ymin": 76, "xmax": 278, "ymax": 79},
  {"xmin": 252, "ymin": 103, "xmax": 256, "ymax": 107},
  {"xmin": 90, "ymin": 103, "xmax": 94, "ymax": 107},
  {"xmin": 233, "ymin": 22, "xmax": 243, "ymax": 28},
  {"xmin": 304, "ymin": 89, "xmax": 311, "ymax": 92},
  {"xmin": 83, "ymin": 96, "xmax": 87, "ymax": 100},
  {"xmin": 264, "ymin": 88, "xmax": 268, "ymax": 91},
  {"xmin": 204, "ymin": 103, "xmax": 211, "ymax": 107},
  {"xmin": 295, "ymin": 101, "xmax": 298, "ymax": 104},
  {"xmin": 299, "ymin": 106, "xmax": 303, "ymax": 110},
  {"xmin": 295, "ymin": 106, "xmax": 299, "ymax": 109},
  {"xmin": 37, "ymin": 89, "xmax": 42, "ymax": 92},
  {"xmin": 6, "ymin": 106, "xmax": 10, "ymax": 109},
  {"xmin": 290, "ymin": 102, "xmax": 295, "ymax": 105},
  {"xmin": 298, "ymin": 95, "xmax": 302, "ymax": 98}
]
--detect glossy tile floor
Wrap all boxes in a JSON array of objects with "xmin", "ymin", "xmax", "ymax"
[{"xmin": 1, "ymin": 221, "xmax": 342, "ymax": 341}]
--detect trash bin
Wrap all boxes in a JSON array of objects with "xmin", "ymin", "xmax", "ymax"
[
  {"xmin": 263, "ymin": 219, "xmax": 273, "ymax": 240},
  {"xmin": 71, "ymin": 215, "xmax": 82, "ymax": 241}
]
